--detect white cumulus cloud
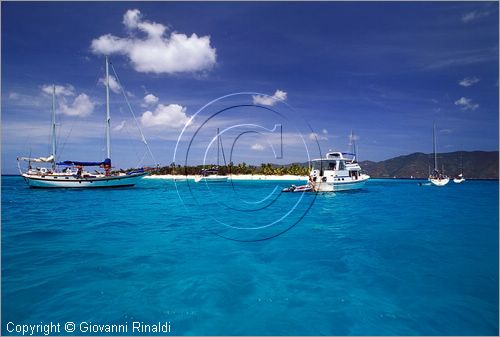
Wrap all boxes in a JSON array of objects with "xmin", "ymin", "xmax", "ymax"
[
  {"xmin": 41, "ymin": 84, "xmax": 75, "ymax": 96},
  {"xmin": 309, "ymin": 132, "xmax": 328, "ymax": 141},
  {"xmin": 251, "ymin": 143, "xmax": 264, "ymax": 151},
  {"xmin": 59, "ymin": 94, "xmax": 95, "ymax": 117},
  {"xmin": 252, "ymin": 90, "xmax": 288, "ymax": 106},
  {"xmin": 8, "ymin": 92, "xmax": 20, "ymax": 100},
  {"xmin": 454, "ymin": 97, "xmax": 479, "ymax": 111},
  {"xmin": 143, "ymin": 93, "xmax": 159, "ymax": 106},
  {"xmin": 98, "ymin": 75, "xmax": 121, "ymax": 94},
  {"xmin": 141, "ymin": 103, "xmax": 190, "ymax": 128},
  {"xmin": 462, "ymin": 10, "xmax": 490, "ymax": 23},
  {"xmin": 113, "ymin": 120, "xmax": 127, "ymax": 131},
  {"xmin": 459, "ymin": 76, "xmax": 480, "ymax": 87},
  {"xmin": 91, "ymin": 9, "xmax": 217, "ymax": 74},
  {"xmin": 123, "ymin": 9, "xmax": 141, "ymax": 29}
]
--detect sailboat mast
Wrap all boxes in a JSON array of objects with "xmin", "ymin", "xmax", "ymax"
[
  {"xmin": 433, "ymin": 124, "xmax": 437, "ymax": 170},
  {"xmin": 105, "ymin": 56, "xmax": 111, "ymax": 159},
  {"xmin": 51, "ymin": 84, "xmax": 57, "ymax": 169},
  {"xmin": 217, "ymin": 128, "xmax": 220, "ymax": 167},
  {"xmin": 460, "ymin": 152, "xmax": 464, "ymax": 174}
]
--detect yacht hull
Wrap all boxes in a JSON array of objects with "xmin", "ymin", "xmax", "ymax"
[
  {"xmin": 429, "ymin": 178, "xmax": 450, "ymax": 186},
  {"xmin": 313, "ymin": 176, "xmax": 369, "ymax": 192},
  {"xmin": 22, "ymin": 172, "xmax": 147, "ymax": 188}
]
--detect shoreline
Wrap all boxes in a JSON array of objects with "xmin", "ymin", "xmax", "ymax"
[
  {"xmin": 144, "ymin": 174, "xmax": 309, "ymax": 181},
  {"xmin": 144, "ymin": 174, "xmax": 499, "ymax": 181},
  {"xmin": 1, "ymin": 174, "xmax": 497, "ymax": 181}
]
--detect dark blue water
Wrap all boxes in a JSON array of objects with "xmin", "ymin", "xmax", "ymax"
[{"xmin": 2, "ymin": 176, "xmax": 498, "ymax": 335}]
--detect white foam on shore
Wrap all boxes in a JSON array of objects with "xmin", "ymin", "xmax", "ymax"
[{"xmin": 144, "ymin": 174, "xmax": 308, "ymax": 181}]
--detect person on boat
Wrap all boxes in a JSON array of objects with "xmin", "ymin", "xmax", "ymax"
[
  {"xmin": 101, "ymin": 158, "xmax": 112, "ymax": 176},
  {"xmin": 76, "ymin": 166, "xmax": 83, "ymax": 178},
  {"xmin": 309, "ymin": 175, "xmax": 317, "ymax": 191}
]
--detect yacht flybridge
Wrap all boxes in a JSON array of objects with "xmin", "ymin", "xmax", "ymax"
[
  {"xmin": 17, "ymin": 57, "xmax": 148, "ymax": 188},
  {"xmin": 309, "ymin": 151, "xmax": 370, "ymax": 192}
]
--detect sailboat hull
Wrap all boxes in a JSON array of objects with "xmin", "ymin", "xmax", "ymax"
[
  {"xmin": 22, "ymin": 172, "xmax": 147, "ymax": 188},
  {"xmin": 429, "ymin": 177, "xmax": 449, "ymax": 186}
]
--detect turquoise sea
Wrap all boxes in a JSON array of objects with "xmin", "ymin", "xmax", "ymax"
[{"xmin": 2, "ymin": 176, "xmax": 499, "ymax": 335}]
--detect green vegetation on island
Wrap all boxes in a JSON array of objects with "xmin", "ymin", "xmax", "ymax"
[
  {"xmin": 146, "ymin": 151, "xmax": 498, "ymax": 179},
  {"xmin": 151, "ymin": 162, "xmax": 310, "ymax": 176}
]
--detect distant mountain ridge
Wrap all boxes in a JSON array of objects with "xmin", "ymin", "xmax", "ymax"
[{"xmin": 358, "ymin": 151, "xmax": 498, "ymax": 179}]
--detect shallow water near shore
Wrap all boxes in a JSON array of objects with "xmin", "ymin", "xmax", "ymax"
[{"xmin": 2, "ymin": 176, "xmax": 498, "ymax": 335}]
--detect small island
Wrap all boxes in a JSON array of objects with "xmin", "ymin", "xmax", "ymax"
[{"xmin": 145, "ymin": 150, "xmax": 499, "ymax": 180}]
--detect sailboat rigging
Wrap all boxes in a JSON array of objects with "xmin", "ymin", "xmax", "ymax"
[
  {"xmin": 453, "ymin": 152, "xmax": 465, "ymax": 183},
  {"xmin": 194, "ymin": 128, "xmax": 228, "ymax": 183},
  {"xmin": 17, "ymin": 57, "xmax": 148, "ymax": 188},
  {"xmin": 428, "ymin": 124, "xmax": 449, "ymax": 187}
]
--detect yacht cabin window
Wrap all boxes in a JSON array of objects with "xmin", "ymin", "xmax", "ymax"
[{"xmin": 312, "ymin": 160, "xmax": 338, "ymax": 171}]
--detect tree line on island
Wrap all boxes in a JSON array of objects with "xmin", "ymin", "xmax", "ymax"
[
  {"xmin": 141, "ymin": 151, "xmax": 498, "ymax": 179},
  {"xmin": 149, "ymin": 162, "xmax": 310, "ymax": 176}
]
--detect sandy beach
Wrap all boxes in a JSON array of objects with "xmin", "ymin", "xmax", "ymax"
[{"xmin": 144, "ymin": 174, "xmax": 309, "ymax": 181}]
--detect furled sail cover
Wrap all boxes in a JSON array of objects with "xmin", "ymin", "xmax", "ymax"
[
  {"xmin": 57, "ymin": 158, "xmax": 112, "ymax": 167},
  {"xmin": 17, "ymin": 155, "xmax": 54, "ymax": 163}
]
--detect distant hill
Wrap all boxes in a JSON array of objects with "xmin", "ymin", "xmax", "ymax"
[{"xmin": 359, "ymin": 151, "xmax": 498, "ymax": 179}]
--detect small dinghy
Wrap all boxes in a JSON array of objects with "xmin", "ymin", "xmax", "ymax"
[{"xmin": 282, "ymin": 184, "xmax": 313, "ymax": 193}]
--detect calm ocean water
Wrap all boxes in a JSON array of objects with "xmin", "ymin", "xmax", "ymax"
[{"xmin": 2, "ymin": 176, "xmax": 498, "ymax": 335}]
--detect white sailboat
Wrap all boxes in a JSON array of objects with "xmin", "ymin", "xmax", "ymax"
[
  {"xmin": 453, "ymin": 174, "xmax": 465, "ymax": 184},
  {"xmin": 17, "ymin": 57, "xmax": 148, "ymax": 188},
  {"xmin": 429, "ymin": 124, "xmax": 449, "ymax": 187},
  {"xmin": 194, "ymin": 128, "xmax": 228, "ymax": 183},
  {"xmin": 453, "ymin": 152, "xmax": 466, "ymax": 183}
]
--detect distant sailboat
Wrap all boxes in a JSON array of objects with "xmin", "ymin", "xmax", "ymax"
[
  {"xmin": 194, "ymin": 128, "xmax": 228, "ymax": 183},
  {"xmin": 17, "ymin": 57, "xmax": 148, "ymax": 188},
  {"xmin": 453, "ymin": 173, "xmax": 465, "ymax": 184},
  {"xmin": 454, "ymin": 152, "xmax": 465, "ymax": 183},
  {"xmin": 428, "ymin": 124, "xmax": 449, "ymax": 187}
]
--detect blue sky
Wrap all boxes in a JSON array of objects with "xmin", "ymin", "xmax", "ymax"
[{"xmin": 2, "ymin": 2, "xmax": 498, "ymax": 173}]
